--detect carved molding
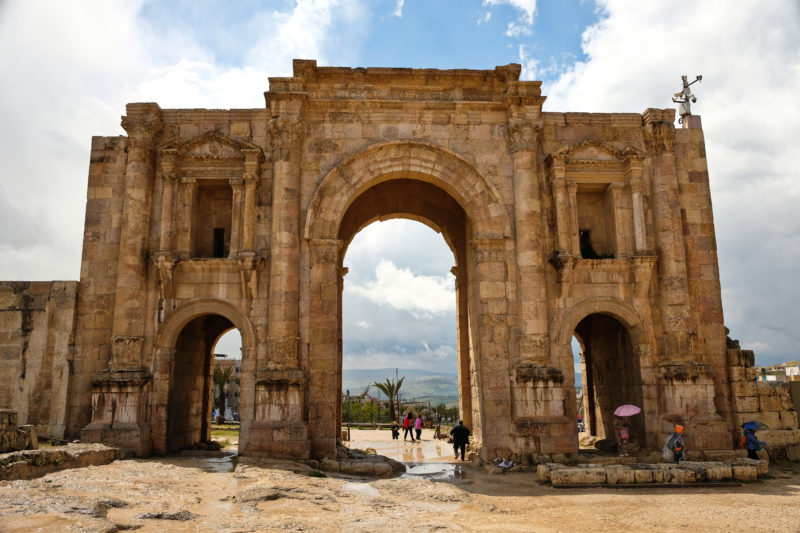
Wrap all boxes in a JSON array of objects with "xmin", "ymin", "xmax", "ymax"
[
  {"xmin": 111, "ymin": 336, "xmax": 144, "ymax": 367},
  {"xmin": 309, "ymin": 238, "xmax": 342, "ymax": 265},
  {"xmin": 470, "ymin": 237, "xmax": 506, "ymax": 263},
  {"xmin": 266, "ymin": 336, "xmax": 300, "ymax": 370},
  {"xmin": 269, "ymin": 117, "xmax": 305, "ymax": 161},
  {"xmin": 514, "ymin": 361, "xmax": 564, "ymax": 385},
  {"xmin": 121, "ymin": 112, "xmax": 162, "ymax": 151},
  {"xmin": 507, "ymin": 122, "xmax": 542, "ymax": 153},
  {"xmin": 631, "ymin": 255, "xmax": 658, "ymax": 299},
  {"xmin": 237, "ymin": 252, "xmax": 264, "ymax": 303},
  {"xmin": 644, "ymin": 122, "xmax": 675, "ymax": 154}
]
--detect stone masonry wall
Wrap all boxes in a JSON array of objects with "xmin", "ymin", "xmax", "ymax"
[
  {"xmin": 65, "ymin": 136, "xmax": 128, "ymax": 436},
  {"xmin": 0, "ymin": 281, "xmax": 78, "ymax": 439}
]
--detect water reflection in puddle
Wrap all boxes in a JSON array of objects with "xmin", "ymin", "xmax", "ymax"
[
  {"xmin": 402, "ymin": 462, "xmax": 469, "ymax": 481},
  {"xmin": 171, "ymin": 450, "xmax": 238, "ymax": 473}
]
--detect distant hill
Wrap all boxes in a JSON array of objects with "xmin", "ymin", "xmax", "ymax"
[{"xmin": 343, "ymin": 368, "xmax": 458, "ymax": 403}]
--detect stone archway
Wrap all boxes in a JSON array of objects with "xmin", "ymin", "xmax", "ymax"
[
  {"xmin": 151, "ymin": 298, "xmax": 256, "ymax": 454},
  {"xmin": 303, "ymin": 141, "xmax": 513, "ymax": 459},
  {"xmin": 554, "ymin": 297, "xmax": 658, "ymax": 448}
]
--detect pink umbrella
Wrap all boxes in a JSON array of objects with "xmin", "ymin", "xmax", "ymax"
[{"xmin": 614, "ymin": 404, "xmax": 641, "ymax": 417}]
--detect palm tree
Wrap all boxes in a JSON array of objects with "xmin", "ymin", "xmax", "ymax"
[
  {"xmin": 373, "ymin": 375, "xmax": 404, "ymax": 422},
  {"xmin": 213, "ymin": 366, "xmax": 234, "ymax": 421}
]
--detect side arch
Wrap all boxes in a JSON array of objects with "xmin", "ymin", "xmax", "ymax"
[
  {"xmin": 554, "ymin": 297, "xmax": 653, "ymax": 347},
  {"xmin": 303, "ymin": 140, "xmax": 512, "ymax": 241},
  {"xmin": 155, "ymin": 298, "xmax": 256, "ymax": 351}
]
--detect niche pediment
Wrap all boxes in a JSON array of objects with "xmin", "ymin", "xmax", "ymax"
[
  {"xmin": 550, "ymin": 139, "xmax": 644, "ymax": 165},
  {"xmin": 159, "ymin": 130, "xmax": 263, "ymax": 162}
]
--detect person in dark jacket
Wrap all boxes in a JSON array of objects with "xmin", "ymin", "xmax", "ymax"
[
  {"xmin": 744, "ymin": 428, "xmax": 766, "ymax": 460},
  {"xmin": 450, "ymin": 420, "xmax": 471, "ymax": 461},
  {"xmin": 403, "ymin": 412, "xmax": 415, "ymax": 442},
  {"xmin": 663, "ymin": 424, "xmax": 685, "ymax": 464}
]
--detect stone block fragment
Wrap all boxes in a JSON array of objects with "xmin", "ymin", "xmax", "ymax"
[
  {"xmin": 536, "ymin": 463, "xmax": 563, "ymax": 483},
  {"xmin": 732, "ymin": 464, "xmax": 758, "ymax": 481},
  {"xmin": 605, "ymin": 465, "xmax": 635, "ymax": 484},
  {"xmin": 550, "ymin": 467, "xmax": 606, "ymax": 486},
  {"xmin": 703, "ymin": 462, "xmax": 732, "ymax": 481}
]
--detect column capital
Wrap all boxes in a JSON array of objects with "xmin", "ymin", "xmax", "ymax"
[
  {"xmin": 469, "ymin": 236, "xmax": 506, "ymax": 263},
  {"xmin": 121, "ymin": 106, "xmax": 162, "ymax": 150},
  {"xmin": 180, "ymin": 176, "xmax": 197, "ymax": 185},
  {"xmin": 507, "ymin": 121, "xmax": 542, "ymax": 153},
  {"xmin": 229, "ymin": 176, "xmax": 245, "ymax": 186},
  {"xmin": 242, "ymin": 148, "xmax": 264, "ymax": 175},
  {"xmin": 269, "ymin": 116, "xmax": 305, "ymax": 161}
]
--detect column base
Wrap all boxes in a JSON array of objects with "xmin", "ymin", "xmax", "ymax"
[{"xmin": 242, "ymin": 421, "xmax": 310, "ymax": 459}]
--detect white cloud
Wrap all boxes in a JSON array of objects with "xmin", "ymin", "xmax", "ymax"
[
  {"xmin": 505, "ymin": 22, "xmax": 532, "ymax": 37},
  {"xmin": 541, "ymin": 0, "xmax": 800, "ymax": 364},
  {"xmin": 392, "ymin": 0, "xmax": 405, "ymax": 18},
  {"xmin": 357, "ymin": 320, "xmax": 372, "ymax": 329},
  {"xmin": 346, "ymin": 260, "xmax": 455, "ymax": 318},
  {"xmin": 478, "ymin": 12, "xmax": 492, "ymax": 24},
  {"xmin": 518, "ymin": 44, "xmax": 538, "ymax": 80},
  {"xmin": 0, "ymin": 0, "xmax": 366, "ymax": 280},
  {"xmin": 484, "ymin": 0, "xmax": 537, "ymax": 24}
]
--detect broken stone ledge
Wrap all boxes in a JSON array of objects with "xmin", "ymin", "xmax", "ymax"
[
  {"xmin": 536, "ymin": 459, "xmax": 769, "ymax": 486},
  {"xmin": 0, "ymin": 443, "xmax": 123, "ymax": 481}
]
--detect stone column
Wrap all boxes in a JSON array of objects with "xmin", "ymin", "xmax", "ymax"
[
  {"xmin": 644, "ymin": 110, "xmax": 691, "ymax": 363},
  {"xmin": 627, "ymin": 158, "xmax": 648, "ymax": 254},
  {"xmin": 606, "ymin": 182, "xmax": 627, "ymax": 257},
  {"xmin": 266, "ymin": 112, "xmax": 305, "ymax": 370},
  {"xmin": 228, "ymin": 177, "xmax": 244, "ymax": 257},
  {"xmin": 110, "ymin": 103, "xmax": 162, "ymax": 368},
  {"xmin": 451, "ymin": 265, "xmax": 472, "ymax": 430},
  {"xmin": 508, "ymin": 122, "xmax": 550, "ymax": 366},
  {"xmin": 307, "ymin": 238, "xmax": 342, "ymax": 458},
  {"xmin": 469, "ymin": 237, "xmax": 513, "ymax": 458},
  {"xmin": 566, "ymin": 182, "xmax": 580, "ymax": 255},
  {"xmin": 176, "ymin": 177, "xmax": 197, "ymax": 257},
  {"xmin": 551, "ymin": 165, "xmax": 571, "ymax": 254},
  {"xmin": 157, "ymin": 149, "xmax": 178, "ymax": 253},
  {"xmin": 241, "ymin": 149, "xmax": 262, "ymax": 253}
]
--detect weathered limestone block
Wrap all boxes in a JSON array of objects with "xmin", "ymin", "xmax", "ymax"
[
  {"xmin": 732, "ymin": 464, "xmax": 758, "ymax": 481},
  {"xmin": 605, "ymin": 465, "xmax": 635, "ymax": 484},
  {"xmin": 786, "ymin": 443, "xmax": 800, "ymax": 461},
  {"xmin": 550, "ymin": 466, "xmax": 607, "ymax": 486},
  {"xmin": 737, "ymin": 458, "xmax": 768, "ymax": 476},
  {"xmin": 536, "ymin": 463, "xmax": 564, "ymax": 483},
  {"xmin": 758, "ymin": 429, "xmax": 800, "ymax": 447},
  {"xmin": 703, "ymin": 462, "xmax": 733, "ymax": 481},
  {"xmin": 633, "ymin": 467, "xmax": 654, "ymax": 484}
]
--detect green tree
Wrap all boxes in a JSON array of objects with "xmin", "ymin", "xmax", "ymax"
[
  {"xmin": 373, "ymin": 375, "xmax": 405, "ymax": 422},
  {"xmin": 213, "ymin": 366, "xmax": 234, "ymax": 421}
]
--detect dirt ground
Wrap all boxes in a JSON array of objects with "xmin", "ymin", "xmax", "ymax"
[{"xmin": 2, "ymin": 429, "xmax": 800, "ymax": 532}]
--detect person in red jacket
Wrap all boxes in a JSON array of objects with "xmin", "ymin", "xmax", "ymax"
[{"xmin": 403, "ymin": 412, "xmax": 416, "ymax": 442}]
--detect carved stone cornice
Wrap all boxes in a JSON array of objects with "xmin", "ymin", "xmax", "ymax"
[
  {"xmin": 507, "ymin": 122, "xmax": 542, "ymax": 154},
  {"xmin": 269, "ymin": 117, "xmax": 305, "ymax": 161},
  {"xmin": 242, "ymin": 148, "xmax": 264, "ymax": 176},
  {"xmin": 517, "ymin": 334, "xmax": 550, "ymax": 363},
  {"xmin": 469, "ymin": 237, "xmax": 506, "ymax": 263}
]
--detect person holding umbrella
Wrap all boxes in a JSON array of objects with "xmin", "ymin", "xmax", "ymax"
[
  {"xmin": 742, "ymin": 421, "xmax": 766, "ymax": 460},
  {"xmin": 613, "ymin": 405, "xmax": 641, "ymax": 457}
]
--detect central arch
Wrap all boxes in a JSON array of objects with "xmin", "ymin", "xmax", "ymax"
[{"xmin": 304, "ymin": 141, "xmax": 513, "ymax": 459}]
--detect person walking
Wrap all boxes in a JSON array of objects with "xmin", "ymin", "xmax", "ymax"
[
  {"xmin": 450, "ymin": 420, "xmax": 471, "ymax": 461},
  {"xmin": 744, "ymin": 428, "xmax": 766, "ymax": 460},
  {"xmin": 415, "ymin": 414, "xmax": 423, "ymax": 441},
  {"xmin": 403, "ymin": 412, "xmax": 416, "ymax": 442},
  {"xmin": 391, "ymin": 420, "xmax": 400, "ymax": 440},
  {"xmin": 663, "ymin": 424, "xmax": 685, "ymax": 464}
]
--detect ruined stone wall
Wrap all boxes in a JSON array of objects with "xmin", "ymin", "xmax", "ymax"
[
  {"xmin": 0, "ymin": 281, "xmax": 77, "ymax": 439},
  {"xmin": 65, "ymin": 136, "xmax": 128, "ymax": 436}
]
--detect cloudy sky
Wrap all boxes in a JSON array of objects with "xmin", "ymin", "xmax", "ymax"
[{"xmin": 0, "ymin": 1, "xmax": 798, "ymax": 371}]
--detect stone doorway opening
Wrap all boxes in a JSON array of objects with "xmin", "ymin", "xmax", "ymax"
[
  {"xmin": 573, "ymin": 313, "xmax": 645, "ymax": 448},
  {"xmin": 166, "ymin": 314, "xmax": 241, "ymax": 453},
  {"xmin": 341, "ymin": 218, "xmax": 459, "ymax": 429},
  {"xmin": 334, "ymin": 178, "xmax": 476, "ymax": 447}
]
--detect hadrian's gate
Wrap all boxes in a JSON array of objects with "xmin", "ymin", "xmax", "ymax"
[{"xmin": 2, "ymin": 60, "xmax": 799, "ymax": 461}]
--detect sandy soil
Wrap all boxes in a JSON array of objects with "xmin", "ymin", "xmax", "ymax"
[{"xmin": 1, "ymin": 429, "xmax": 799, "ymax": 532}]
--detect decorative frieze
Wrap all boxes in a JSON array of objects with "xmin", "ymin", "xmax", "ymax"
[{"xmin": 507, "ymin": 122, "xmax": 542, "ymax": 153}]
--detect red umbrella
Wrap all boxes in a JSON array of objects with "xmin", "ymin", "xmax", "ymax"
[{"xmin": 614, "ymin": 404, "xmax": 641, "ymax": 417}]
